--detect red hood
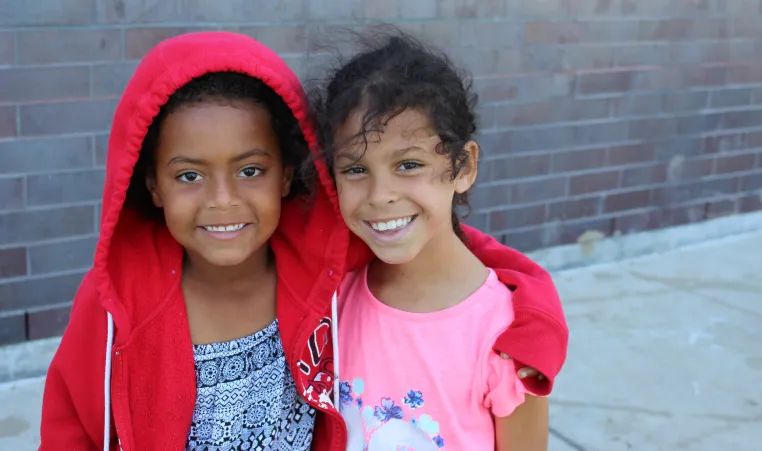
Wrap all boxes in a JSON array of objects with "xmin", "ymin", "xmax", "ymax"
[
  {"xmin": 39, "ymin": 32, "xmax": 350, "ymax": 451},
  {"xmin": 94, "ymin": 31, "xmax": 346, "ymax": 345}
]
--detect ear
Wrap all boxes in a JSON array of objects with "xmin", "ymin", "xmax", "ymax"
[
  {"xmin": 146, "ymin": 172, "xmax": 163, "ymax": 208},
  {"xmin": 454, "ymin": 141, "xmax": 479, "ymax": 194},
  {"xmin": 282, "ymin": 166, "xmax": 294, "ymax": 198}
]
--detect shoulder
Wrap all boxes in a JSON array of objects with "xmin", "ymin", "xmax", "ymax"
[{"xmin": 472, "ymin": 268, "xmax": 515, "ymax": 329}]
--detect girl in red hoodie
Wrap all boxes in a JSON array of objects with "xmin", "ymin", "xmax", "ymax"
[{"xmin": 40, "ymin": 32, "xmax": 566, "ymax": 451}]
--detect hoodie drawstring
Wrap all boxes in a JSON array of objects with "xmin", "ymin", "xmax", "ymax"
[
  {"xmin": 104, "ymin": 312, "xmax": 114, "ymax": 450},
  {"xmin": 330, "ymin": 291, "xmax": 340, "ymax": 410}
]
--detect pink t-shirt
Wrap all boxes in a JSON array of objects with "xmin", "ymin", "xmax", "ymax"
[{"xmin": 337, "ymin": 267, "xmax": 526, "ymax": 451}]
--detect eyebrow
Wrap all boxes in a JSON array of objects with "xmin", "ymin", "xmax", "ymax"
[
  {"xmin": 166, "ymin": 148, "xmax": 272, "ymax": 167},
  {"xmin": 334, "ymin": 146, "xmax": 424, "ymax": 162}
]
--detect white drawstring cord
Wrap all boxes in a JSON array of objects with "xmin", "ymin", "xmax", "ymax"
[
  {"xmin": 103, "ymin": 312, "xmax": 114, "ymax": 451},
  {"xmin": 331, "ymin": 291, "xmax": 340, "ymax": 410}
]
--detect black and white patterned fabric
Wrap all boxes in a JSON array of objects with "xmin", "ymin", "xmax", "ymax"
[{"xmin": 186, "ymin": 320, "xmax": 316, "ymax": 450}]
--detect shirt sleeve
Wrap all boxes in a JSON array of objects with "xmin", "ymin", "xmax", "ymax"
[{"xmin": 482, "ymin": 350, "xmax": 527, "ymax": 418}]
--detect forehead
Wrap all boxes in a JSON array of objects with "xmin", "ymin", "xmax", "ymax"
[
  {"xmin": 335, "ymin": 108, "xmax": 438, "ymax": 155},
  {"xmin": 157, "ymin": 102, "xmax": 278, "ymax": 156}
]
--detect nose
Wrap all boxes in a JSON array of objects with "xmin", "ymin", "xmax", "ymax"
[
  {"xmin": 367, "ymin": 172, "xmax": 398, "ymax": 207},
  {"xmin": 207, "ymin": 175, "xmax": 241, "ymax": 210}
]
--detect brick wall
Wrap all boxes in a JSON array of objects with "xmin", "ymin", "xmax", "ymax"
[{"xmin": 1, "ymin": 0, "xmax": 761, "ymax": 345}]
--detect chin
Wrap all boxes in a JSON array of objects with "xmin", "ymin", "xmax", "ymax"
[
  {"xmin": 370, "ymin": 247, "xmax": 419, "ymax": 266},
  {"xmin": 202, "ymin": 251, "xmax": 253, "ymax": 268}
]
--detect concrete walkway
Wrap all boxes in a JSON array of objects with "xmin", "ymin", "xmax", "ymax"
[{"xmin": 1, "ymin": 231, "xmax": 761, "ymax": 450}]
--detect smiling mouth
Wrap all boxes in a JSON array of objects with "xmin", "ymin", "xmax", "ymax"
[
  {"xmin": 366, "ymin": 216, "xmax": 416, "ymax": 232},
  {"xmin": 201, "ymin": 223, "xmax": 248, "ymax": 232}
]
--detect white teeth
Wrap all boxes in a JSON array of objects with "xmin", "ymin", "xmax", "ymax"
[
  {"xmin": 203, "ymin": 223, "xmax": 246, "ymax": 232},
  {"xmin": 370, "ymin": 216, "xmax": 413, "ymax": 232}
]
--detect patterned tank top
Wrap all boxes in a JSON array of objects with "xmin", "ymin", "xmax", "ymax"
[{"xmin": 186, "ymin": 320, "xmax": 316, "ymax": 450}]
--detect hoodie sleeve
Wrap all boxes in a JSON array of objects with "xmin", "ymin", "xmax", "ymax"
[
  {"xmin": 462, "ymin": 224, "xmax": 568, "ymax": 396},
  {"xmin": 40, "ymin": 271, "xmax": 109, "ymax": 451}
]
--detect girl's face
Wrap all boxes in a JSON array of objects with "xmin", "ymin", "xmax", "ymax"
[
  {"xmin": 333, "ymin": 108, "xmax": 477, "ymax": 265},
  {"xmin": 148, "ymin": 101, "xmax": 292, "ymax": 268}
]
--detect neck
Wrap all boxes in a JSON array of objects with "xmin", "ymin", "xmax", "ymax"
[
  {"xmin": 183, "ymin": 247, "xmax": 272, "ymax": 301},
  {"xmin": 369, "ymin": 225, "xmax": 485, "ymax": 310}
]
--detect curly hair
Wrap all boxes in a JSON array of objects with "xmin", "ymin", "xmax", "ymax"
[
  {"xmin": 310, "ymin": 28, "xmax": 479, "ymax": 239},
  {"xmin": 126, "ymin": 71, "xmax": 310, "ymax": 221}
]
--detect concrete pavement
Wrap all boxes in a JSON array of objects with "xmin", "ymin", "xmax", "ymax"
[{"xmin": 1, "ymin": 230, "xmax": 761, "ymax": 450}]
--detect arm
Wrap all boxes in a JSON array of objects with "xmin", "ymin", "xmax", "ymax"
[
  {"xmin": 39, "ymin": 271, "xmax": 105, "ymax": 450},
  {"xmin": 495, "ymin": 395, "xmax": 549, "ymax": 451},
  {"xmin": 463, "ymin": 224, "xmax": 568, "ymax": 395}
]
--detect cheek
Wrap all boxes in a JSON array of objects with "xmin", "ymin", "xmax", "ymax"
[{"xmin": 336, "ymin": 181, "xmax": 362, "ymax": 216}]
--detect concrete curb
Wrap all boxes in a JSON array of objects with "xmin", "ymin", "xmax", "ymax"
[
  {"xmin": 1, "ymin": 210, "xmax": 761, "ymax": 383},
  {"xmin": 528, "ymin": 210, "xmax": 762, "ymax": 272}
]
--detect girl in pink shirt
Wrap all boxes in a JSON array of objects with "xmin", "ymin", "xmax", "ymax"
[{"xmin": 313, "ymin": 31, "xmax": 550, "ymax": 450}]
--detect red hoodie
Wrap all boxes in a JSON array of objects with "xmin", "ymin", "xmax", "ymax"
[{"xmin": 39, "ymin": 32, "xmax": 567, "ymax": 451}]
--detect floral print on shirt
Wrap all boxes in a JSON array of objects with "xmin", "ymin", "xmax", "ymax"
[{"xmin": 340, "ymin": 378, "xmax": 445, "ymax": 450}]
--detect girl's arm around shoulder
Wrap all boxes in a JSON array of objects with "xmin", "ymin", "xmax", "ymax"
[
  {"xmin": 463, "ymin": 224, "xmax": 568, "ymax": 395},
  {"xmin": 483, "ymin": 340, "xmax": 548, "ymax": 450},
  {"xmin": 40, "ymin": 270, "xmax": 107, "ymax": 450},
  {"xmin": 495, "ymin": 395, "xmax": 549, "ymax": 451}
]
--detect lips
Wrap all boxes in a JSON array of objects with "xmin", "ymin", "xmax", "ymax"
[
  {"xmin": 201, "ymin": 223, "xmax": 247, "ymax": 232},
  {"xmin": 367, "ymin": 216, "xmax": 415, "ymax": 232}
]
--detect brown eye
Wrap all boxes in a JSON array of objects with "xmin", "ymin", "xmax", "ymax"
[
  {"xmin": 177, "ymin": 171, "xmax": 202, "ymax": 183},
  {"xmin": 239, "ymin": 167, "xmax": 263, "ymax": 178}
]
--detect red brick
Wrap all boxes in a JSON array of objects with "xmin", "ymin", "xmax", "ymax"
[
  {"xmin": 570, "ymin": 170, "xmax": 620, "ymax": 195},
  {"xmin": 0, "ymin": 106, "xmax": 16, "ymax": 138},
  {"xmin": 0, "ymin": 273, "xmax": 83, "ymax": 311},
  {"xmin": 614, "ymin": 209, "xmax": 662, "ymax": 235},
  {"xmin": 20, "ymin": 99, "xmax": 118, "ymax": 136},
  {"xmin": 438, "ymin": 0, "xmax": 506, "ymax": 18},
  {"xmin": 0, "ymin": 177, "xmax": 24, "ymax": 211},
  {"xmin": 0, "ymin": 313, "xmax": 26, "ymax": 345},
  {"xmin": 500, "ymin": 228, "xmax": 546, "ymax": 252},
  {"xmin": 706, "ymin": 198, "xmax": 737, "ymax": 219},
  {"xmin": 714, "ymin": 154, "xmax": 756, "ymax": 175},
  {"xmin": 0, "ymin": 32, "xmax": 12, "ymax": 65},
  {"xmin": 469, "ymin": 185, "xmax": 511, "ymax": 211},
  {"xmin": 684, "ymin": 66, "xmax": 728, "ymax": 86},
  {"xmin": 703, "ymin": 134, "xmax": 748, "ymax": 154},
  {"xmin": 520, "ymin": 0, "xmax": 566, "ymax": 17},
  {"xmin": 477, "ymin": 131, "xmax": 513, "ymax": 158},
  {"xmin": 495, "ymin": 102, "xmax": 555, "ymax": 127},
  {"xmin": 474, "ymin": 78, "xmax": 518, "ymax": 103},
  {"xmin": 558, "ymin": 218, "xmax": 613, "ymax": 245},
  {"xmin": 577, "ymin": 70, "xmax": 633, "ymax": 94},
  {"xmin": 525, "ymin": 22, "xmax": 584, "ymax": 44},
  {"xmin": 741, "ymin": 173, "xmax": 762, "ymax": 191},
  {"xmin": 17, "ymin": 29, "xmax": 122, "ymax": 64},
  {"xmin": 230, "ymin": 26, "xmax": 307, "ymax": 54},
  {"xmin": 489, "ymin": 205, "xmax": 547, "ymax": 232},
  {"xmin": 27, "ymin": 304, "xmax": 72, "ymax": 340},
  {"xmin": 125, "ymin": 27, "xmax": 214, "ymax": 59},
  {"xmin": 677, "ymin": 158, "xmax": 715, "ymax": 181},
  {"xmin": 661, "ymin": 203, "xmax": 706, "ymax": 226},
  {"xmin": 510, "ymin": 177, "xmax": 568, "ymax": 203},
  {"xmin": 552, "ymin": 148, "xmax": 608, "ymax": 172},
  {"xmin": 739, "ymin": 194, "xmax": 762, "ymax": 213},
  {"xmin": 487, "ymin": 154, "xmax": 551, "ymax": 181},
  {"xmin": 622, "ymin": 164, "xmax": 667, "ymax": 187},
  {"xmin": 608, "ymin": 144, "xmax": 656, "ymax": 166},
  {"xmin": 0, "ymin": 247, "xmax": 26, "ymax": 279},
  {"xmin": 0, "ymin": 66, "xmax": 90, "ymax": 103},
  {"xmin": 604, "ymin": 189, "xmax": 652, "ymax": 212},
  {"xmin": 548, "ymin": 197, "xmax": 600, "ymax": 221}
]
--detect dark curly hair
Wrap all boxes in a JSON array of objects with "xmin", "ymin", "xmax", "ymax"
[
  {"xmin": 310, "ymin": 29, "xmax": 479, "ymax": 240},
  {"xmin": 126, "ymin": 71, "xmax": 310, "ymax": 221}
]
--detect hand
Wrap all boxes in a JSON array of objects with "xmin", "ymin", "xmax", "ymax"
[{"xmin": 499, "ymin": 353, "xmax": 545, "ymax": 380}]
